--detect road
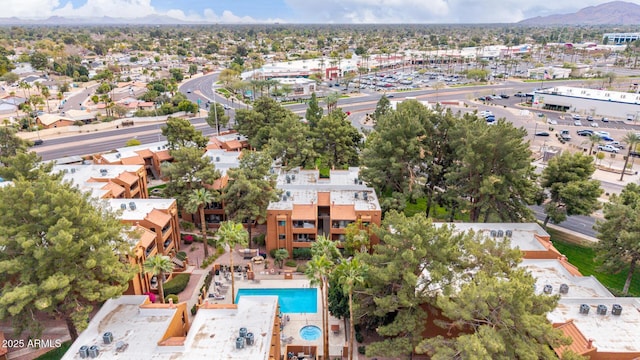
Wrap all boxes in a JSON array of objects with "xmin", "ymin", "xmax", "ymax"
[{"xmin": 529, "ymin": 205, "xmax": 598, "ymax": 238}]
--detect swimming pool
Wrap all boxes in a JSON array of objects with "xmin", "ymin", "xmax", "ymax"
[{"xmin": 235, "ymin": 288, "xmax": 317, "ymax": 313}]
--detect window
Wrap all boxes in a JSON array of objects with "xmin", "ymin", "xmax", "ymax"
[
  {"xmin": 278, "ymin": 234, "xmax": 286, "ymax": 240},
  {"xmin": 278, "ymin": 220, "xmax": 286, "ymax": 226}
]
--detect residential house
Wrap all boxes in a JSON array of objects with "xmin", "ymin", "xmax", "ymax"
[
  {"xmin": 36, "ymin": 110, "xmax": 98, "ymax": 129},
  {"xmin": 206, "ymin": 131, "xmax": 250, "ymax": 152},
  {"xmin": 62, "ymin": 295, "xmax": 281, "ymax": 360},
  {"xmin": 266, "ymin": 167, "xmax": 382, "ymax": 255}
]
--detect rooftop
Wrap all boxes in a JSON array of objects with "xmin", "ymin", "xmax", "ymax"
[
  {"xmin": 53, "ymin": 164, "xmax": 144, "ymax": 199},
  {"xmin": 100, "ymin": 141, "xmax": 170, "ymax": 163},
  {"xmin": 436, "ymin": 223, "xmax": 550, "ymax": 252},
  {"xmin": 548, "ymin": 297, "xmax": 640, "ymax": 354},
  {"xmin": 519, "ymin": 259, "xmax": 614, "ymax": 298},
  {"xmin": 62, "ymin": 295, "xmax": 278, "ymax": 360},
  {"xmin": 267, "ymin": 167, "xmax": 380, "ymax": 211},
  {"xmin": 537, "ymin": 86, "xmax": 640, "ymax": 105},
  {"xmin": 203, "ymin": 149, "xmax": 241, "ymax": 176},
  {"xmin": 106, "ymin": 198, "xmax": 176, "ymax": 222}
]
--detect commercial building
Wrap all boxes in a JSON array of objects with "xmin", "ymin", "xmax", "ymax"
[
  {"xmin": 602, "ymin": 32, "xmax": 640, "ymax": 44},
  {"xmin": 54, "ymin": 164, "xmax": 149, "ymax": 200},
  {"xmin": 533, "ymin": 86, "xmax": 640, "ymax": 120},
  {"xmin": 266, "ymin": 167, "xmax": 382, "ymax": 255},
  {"xmin": 62, "ymin": 295, "xmax": 281, "ymax": 360},
  {"xmin": 93, "ymin": 141, "xmax": 173, "ymax": 180}
]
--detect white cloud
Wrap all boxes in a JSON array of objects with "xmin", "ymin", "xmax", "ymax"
[{"xmin": 284, "ymin": 0, "xmax": 640, "ymax": 23}]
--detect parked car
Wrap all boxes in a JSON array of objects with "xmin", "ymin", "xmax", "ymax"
[
  {"xmin": 595, "ymin": 131, "xmax": 611, "ymax": 137},
  {"xmin": 572, "ymin": 114, "xmax": 581, "ymax": 120},
  {"xmin": 601, "ymin": 117, "xmax": 610, "ymax": 122},
  {"xmin": 499, "ymin": 94, "xmax": 510, "ymax": 99},
  {"xmin": 574, "ymin": 120, "xmax": 582, "ymax": 126},
  {"xmin": 577, "ymin": 129, "xmax": 594, "ymax": 136},
  {"xmin": 590, "ymin": 122, "xmax": 599, "ymax": 128},
  {"xmin": 606, "ymin": 141, "xmax": 625, "ymax": 149},
  {"xmin": 597, "ymin": 144, "xmax": 620, "ymax": 153},
  {"xmin": 514, "ymin": 92, "xmax": 525, "ymax": 97},
  {"xmin": 547, "ymin": 118, "xmax": 558, "ymax": 125},
  {"xmin": 560, "ymin": 130, "xmax": 571, "ymax": 140},
  {"xmin": 586, "ymin": 115, "xmax": 594, "ymax": 121},
  {"xmin": 33, "ymin": 139, "xmax": 44, "ymax": 146},
  {"xmin": 535, "ymin": 131, "xmax": 550, "ymax": 137}
]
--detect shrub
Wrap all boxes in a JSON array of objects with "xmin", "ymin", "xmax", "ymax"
[
  {"xmin": 296, "ymin": 264, "xmax": 308, "ymax": 273},
  {"xmin": 165, "ymin": 294, "xmax": 179, "ymax": 304},
  {"xmin": 201, "ymin": 252, "xmax": 221, "ymax": 269},
  {"xmin": 292, "ymin": 247, "xmax": 312, "ymax": 260},
  {"xmin": 253, "ymin": 233, "xmax": 266, "ymax": 246},
  {"xmin": 182, "ymin": 234, "xmax": 194, "ymax": 244},
  {"xmin": 180, "ymin": 221, "xmax": 196, "ymax": 231},
  {"xmin": 270, "ymin": 248, "xmax": 277, "ymax": 259},
  {"xmin": 285, "ymin": 259, "xmax": 297, "ymax": 268},
  {"xmin": 355, "ymin": 331, "xmax": 364, "ymax": 343},
  {"xmin": 176, "ymin": 251, "xmax": 187, "ymax": 261},
  {"xmin": 163, "ymin": 273, "xmax": 190, "ymax": 297},
  {"xmin": 358, "ymin": 346, "xmax": 366, "ymax": 355},
  {"xmin": 191, "ymin": 304, "xmax": 197, "ymax": 316}
]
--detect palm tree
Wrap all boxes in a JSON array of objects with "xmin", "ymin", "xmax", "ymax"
[
  {"xmin": 325, "ymin": 91, "xmax": 340, "ymax": 113},
  {"xmin": 305, "ymin": 254, "xmax": 333, "ymax": 360},
  {"xmin": 185, "ymin": 188, "xmax": 216, "ymax": 259},
  {"xmin": 40, "ymin": 86, "xmax": 51, "ymax": 113},
  {"xmin": 586, "ymin": 134, "xmax": 603, "ymax": 156},
  {"xmin": 620, "ymin": 132, "xmax": 640, "ymax": 181},
  {"xmin": 274, "ymin": 248, "xmax": 289, "ymax": 269},
  {"xmin": 217, "ymin": 221, "xmax": 248, "ymax": 304},
  {"xmin": 143, "ymin": 255, "xmax": 175, "ymax": 304},
  {"xmin": 335, "ymin": 258, "xmax": 368, "ymax": 360}
]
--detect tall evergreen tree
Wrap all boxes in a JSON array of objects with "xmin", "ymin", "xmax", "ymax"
[
  {"xmin": 595, "ymin": 183, "xmax": 640, "ymax": 295},
  {"xmin": 0, "ymin": 175, "xmax": 136, "ymax": 340},
  {"xmin": 162, "ymin": 146, "xmax": 220, "ymax": 211},
  {"xmin": 161, "ymin": 117, "xmax": 208, "ymax": 149},
  {"xmin": 315, "ymin": 110, "xmax": 362, "ymax": 169},
  {"xmin": 540, "ymin": 152, "xmax": 602, "ymax": 226},
  {"xmin": 305, "ymin": 92, "xmax": 323, "ymax": 128},
  {"xmin": 265, "ymin": 113, "xmax": 316, "ymax": 169}
]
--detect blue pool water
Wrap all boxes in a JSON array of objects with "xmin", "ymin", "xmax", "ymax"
[
  {"xmin": 235, "ymin": 288, "xmax": 317, "ymax": 313},
  {"xmin": 299, "ymin": 325, "xmax": 321, "ymax": 340}
]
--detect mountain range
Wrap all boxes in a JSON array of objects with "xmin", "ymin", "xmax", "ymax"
[
  {"xmin": 518, "ymin": 1, "xmax": 640, "ymax": 25},
  {"xmin": 0, "ymin": 1, "xmax": 638, "ymax": 25}
]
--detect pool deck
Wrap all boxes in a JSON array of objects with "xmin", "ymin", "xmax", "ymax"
[{"xmin": 205, "ymin": 274, "xmax": 348, "ymax": 359}]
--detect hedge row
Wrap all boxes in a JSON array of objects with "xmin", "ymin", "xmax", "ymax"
[{"xmin": 163, "ymin": 273, "xmax": 190, "ymax": 297}]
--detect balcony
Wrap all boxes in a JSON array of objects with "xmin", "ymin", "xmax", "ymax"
[
  {"xmin": 145, "ymin": 242, "xmax": 157, "ymax": 257},
  {"xmin": 331, "ymin": 220, "xmax": 354, "ymax": 229},
  {"xmin": 293, "ymin": 221, "xmax": 316, "ymax": 229}
]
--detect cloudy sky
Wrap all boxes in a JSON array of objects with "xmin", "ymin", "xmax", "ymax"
[{"xmin": 3, "ymin": 0, "xmax": 637, "ymax": 23}]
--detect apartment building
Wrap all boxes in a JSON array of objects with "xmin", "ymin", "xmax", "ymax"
[
  {"xmin": 206, "ymin": 131, "xmax": 250, "ymax": 152},
  {"xmin": 54, "ymin": 164, "xmax": 148, "ymax": 200},
  {"xmin": 106, "ymin": 199, "xmax": 182, "ymax": 295},
  {"xmin": 93, "ymin": 141, "xmax": 173, "ymax": 180},
  {"xmin": 62, "ymin": 295, "xmax": 281, "ymax": 360},
  {"xmin": 266, "ymin": 167, "xmax": 382, "ymax": 255}
]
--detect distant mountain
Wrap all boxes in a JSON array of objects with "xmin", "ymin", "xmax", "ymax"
[
  {"xmin": 0, "ymin": 14, "xmax": 195, "ymax": 25},
  {"xmin": 519, "ymin": 1, "xmax": 640, "ymax": 25}
]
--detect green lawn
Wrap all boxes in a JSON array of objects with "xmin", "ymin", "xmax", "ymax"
[
  {"xmin": 549, "ymin": 234, "xmax": 640, "ymax": 297},
  {"xmin": 34, "ymin": 341, "xmax": 71, "ymax": 360}
]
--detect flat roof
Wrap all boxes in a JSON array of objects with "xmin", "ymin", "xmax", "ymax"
[
  {"xmin": 106, "ymin": 198, "xmax": 175, "ymax": 222},
  {"xmin": 520, "ymin": 259, "xmax": 613, "ymax": 298},
  {"xmin": 204, "ymin": 149, "xmax": 241, "ymax": 176},
  {"xmin": 436, "ymin": 223, "xmax": 549, "ymax": 252},
  {"xmin": 268, "ymin": 167, "xmax": 381, "ymax": 211},
  {"xmin": 187, "ymin": 296, "xmax": 278, "ymax": 359},
  {"xmin": 101, "ymin": 141, "xmax": 169, "ymax": 163},
  {"xmin": 536, "ymin": 86, "xmax": 640, "ymax": 106},
  {"xmin": 62, "ymin": 295, "xmax": 278, "ymax": 360},
  {"xmin": 548, "ymin": 297, "xmax": 640, "ymax": 353}
]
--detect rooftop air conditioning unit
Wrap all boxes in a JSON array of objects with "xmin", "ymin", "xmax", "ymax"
[
  {"xmin": 71, "ymin": 168, "xmax": 76, "ymax": 174},
  {"xmin": 286, "ymin": 175, "xmax": 291, "ymax": 184},
  {"xmin": 129, "ymin": 202, "xmax": 136, "ymax": 210},
  {"xmin": 237, "ymin": 136, "xmax": 241, "ymax": 140},
  {"xmin": 79, "ymin": 345, "xmax": 89, "ymax": 358},
  {"xmin": 612, "ymin": 304, "xmax": 622, "ymax": 316},
  {"xmin": 100, "ymin": 169, "xmax": 107, "ymax": 175},
  {"xmin": 490, "ymin": 230, "xmax": 497, "ymax": 237},
  {"xmin": 286, "ymin": 191, "xmax": 291, "ymax": 197},
  {"xmin": 88, "ymin": 345, "xmax": 99, "ymax": 358},
  {"xmin": 497, "ymin": 230, "xmax": 504, "ymax": 237},
  {"xmin": 239, "ymin": 327, "xmax": 248, "ymax": 338},
  {"xmin": 359, "ymin": 180, "xmax": 363, "ymax": 185},
  {"xmin": 559, "ymin": 284, "xmax": 569, "ymax": 294},
  {"xmin": 116, "ymin": 154, "xmax": 121, "ymax": 158},
  {"xmin": 291, "ymin": 174, "xmax": 295, "ymax": 181},
  {"xmin": 103, "ymin": 332, "xmax": 113, "ymax": 344},
  {"xmin": 246, "ymin": 332, "xmax": 254, "ymax": 346},
  {"xmin": 597, "ymin": 305, "xmax": 607, "ymax": 315},
  {"xmin": 216, "ymin": 157, "xmax": 220, "ymax": 162},
  {"xmin": 363, "ymin": 192, "xmax": 368, "ymax": 200},
  {"xmin": 354, "ymin": 192, "xmax": 359, "ymax": 199},
  {"xmin": 579, "ymin": 304, "xmax": 590, "ymax": 315},
  {"xmin": 120, "ymin": 203, "xmax": 127, "ymax": 210},
  {"xmin": 543, "ymin": 285, "xmax": 553, "ymax": 294},
  {"xmin": 505, "ymin": 230, "xmax": 512, "ymax": 237},
  {"xmin": 235, "ymin": 337, "xmax": 245, "ymax": 349},
  {"xmin": 282, "ymin": 195, "xmax": 287, "ymax": 201},
  {"xmin": 354, "ymin": 178, "xmax": 359, "ymax": 184}
]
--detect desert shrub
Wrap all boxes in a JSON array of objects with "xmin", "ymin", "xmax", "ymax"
[
  {"xmin": 165, "ymin": 294, "xmax": 179, "ymax": 304},
  {"xmin": 163, "ymin": 273, "xmax": 190, "ymax": 297},
  {"xmin": 285, "ymin": 259, "xmax": 297, "ymax": 268},
  {"xmin": 292, "ymin": 247, "xmax": 312, "ymax": 260}
]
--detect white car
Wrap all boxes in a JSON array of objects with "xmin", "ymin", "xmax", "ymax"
[
  {"xmin": 547, "ymin": 119, "xmax": 558, "ymax": 125},
  {"xmin": 590, "ymin": 122, "xmax": 599, "ymax": 127},
  {"xmin": 574, "ymin": 120, "xmax": 582, "ymax": 126},
  {"xmin": 597, "ymin": 144, "xmax": 620, "ymax": 153},
  {"xmin": 595, "ymin": 131, "xmax": 610, "ymax": 137}
]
